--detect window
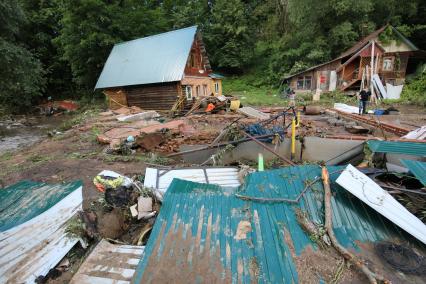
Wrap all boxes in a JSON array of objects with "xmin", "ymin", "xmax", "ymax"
[
  {"xmin": 297, "ymin": 77, "xmax": 304, "ymax": 89},
  {"xmin": 296, "ymin": 76, "xmax": 312, "ymax": 90},
  {"xmin": 190, "ymin": 53, "xmax": 196, "ymax": 68},
  {"xmin": 196, "ymin": 85, "xmax": 201, "ymax": 97},
  {"xmin": 214, "ymin": 82, "xmax": 220, "ymax": 94},
  {"xmin": 185, "ymin": 86, "xmax": 192, "ymax": 100},
  {"xmin": 203, "ymin": 84, "xmax": 208, "ymax": 96},
  {"xmin": 383, "ymin": 57, "xmax": 394, "ymax": 71},
  {"xmin": 304, "ymin": 76, "xmax": 312, "ymax": 89}
]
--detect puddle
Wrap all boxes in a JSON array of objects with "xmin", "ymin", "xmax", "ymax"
[{"xmin": 0, "ymin": 115, "xmax": 67, "ymax": 154}]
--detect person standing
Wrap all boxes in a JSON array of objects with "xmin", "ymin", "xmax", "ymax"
[{"xmin": 358, "ymin": 88, "xmax": 371, "ymax": 115}]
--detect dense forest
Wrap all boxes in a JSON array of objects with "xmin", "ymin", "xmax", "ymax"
[{"xmin": 1, "ymin": 0, "xmax": 426, "ymax": 111}]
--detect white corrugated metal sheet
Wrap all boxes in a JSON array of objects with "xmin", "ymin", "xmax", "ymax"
[
  {"xmin": 144, "ymin": 167, "xmax": 241, "ymax": 200},
  {"xmin": 336, "ymin": 164, "xmax": 426, "ymax": 244},
  {"xmin": 70, "ymin": 239, "xmax": 144, "ymax": 284},
  {"xmin": 0, "ymin": 186, "xmax": 83, "ymax": 283},
  {"xmin": 95, "ymin": 26, "xmax": 197, "ymax": 89}
]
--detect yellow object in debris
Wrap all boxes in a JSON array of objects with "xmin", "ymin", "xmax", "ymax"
[
  {"xmin": 291, "ymin": 118, "xmax": 296, "ymax": 159},
  {"xmin": 230, "ymin": 100, "xmax": 241, "ymax": 111},
  {"xmin": 296, "ymin": 111, "xmax": 301, "ymax": 127}
]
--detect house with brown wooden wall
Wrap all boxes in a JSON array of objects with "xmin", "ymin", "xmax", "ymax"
[
  {"xmin": 95, "ymin": 26, "xmax": 223, "ymax": 110},
  {"xmin": 283, "ymin": 25, "xmax": 424, "ymax": 93}
]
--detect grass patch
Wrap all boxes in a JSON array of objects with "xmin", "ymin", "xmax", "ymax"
[
  {"xmin": 223, "ymin": 76, "xmax": 284, "ymax": 106},
  {"xmin": 67, "ymin": 151, "xmax": 99, "ymax": 160},
  {"xmin": 26, "ymin": 153, "xmax": 52, "ymax": 163},
  {"xmin": 59, "ymin": 108, "xmax": 101, "ymax": 132},
  {"xmin": 223, "ymin": 76, "xmax": 359, "ymax": 108},
  {"xmin": 0, "ymin": 151, "xmax": 13, "ymax": 162}
]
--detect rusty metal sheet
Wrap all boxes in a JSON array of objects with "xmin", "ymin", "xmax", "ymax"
[{"xmin": 71, "ymin": 240, "xmax": 144, "ymax": 284}]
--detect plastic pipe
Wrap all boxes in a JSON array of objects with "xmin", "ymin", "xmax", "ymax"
[{"xmin": 258, "ymin": 153, "xmax": 264, "ymax": 171}]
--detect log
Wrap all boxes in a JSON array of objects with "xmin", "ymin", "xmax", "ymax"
[{"xmin": 322, "ymin": 167, "xmax": 387, "ymax": 284}]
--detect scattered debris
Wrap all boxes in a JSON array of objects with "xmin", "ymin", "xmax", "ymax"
[
  {"xmin": 336, "ymin": 164, "xmax": 426, "ymax": 244},
  {"xmin": 0, "ymin": 180, "xmax": 83, "ymax": 283},
  {"xmin": 238, "ymin": 106, "xmax": 270, "ymax": 120},
  {"xmin": 143, "ymin": 167, "xmax": 241, "ymax": 201},
  {"xmin": 70, "ymin": 239, "xmax": 144, "ymax": 284},
  {"xmin": 402, "ymin": 125, "xmax": 426, "ymax": 140}
]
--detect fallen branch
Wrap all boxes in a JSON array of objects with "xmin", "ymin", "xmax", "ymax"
[{"xmin": 322, "ymin": 167, "xmax": 388, "ymax": 284}]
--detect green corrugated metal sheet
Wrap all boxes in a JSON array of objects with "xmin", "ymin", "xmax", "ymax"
[
  {"xmin": 95, "ymin": 26, "xmax": 197, "ymax": 89},
  {"xmin": 401, "ymin": 159, "xmax": 426, "ymax": 185},
  {"xmin": 0, "ymin": 180, "xmax": 83, "ymax": 231},
  {"xmin": 133, "ymin": 166, "xmax": 422, "ymax": 283},
  {"xmin": 367, "ymin": 140, "xmax": 426, "ymax": 156}
]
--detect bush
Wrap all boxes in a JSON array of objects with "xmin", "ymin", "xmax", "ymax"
[{"xmin": 401, "ymin": 72, "xmax": 426, "ymax": 106}]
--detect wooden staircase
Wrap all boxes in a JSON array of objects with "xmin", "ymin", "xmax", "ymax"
[{"xmin": 340, "ymin": 78, "xmax": 360, "ymax": 91}]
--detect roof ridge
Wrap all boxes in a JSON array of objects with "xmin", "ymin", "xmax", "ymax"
[{"xmin": 114, "ymin": 25, "xmax": 197, "ymax": 46}]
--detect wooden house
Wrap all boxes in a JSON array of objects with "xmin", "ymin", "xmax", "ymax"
[
  {"xmin": 95, "ymin": 26, "xmax": 223, "ymax": 110},
  {"xmin": 283, "ymin": 25, "xmax": 422, "ymax": 93}
]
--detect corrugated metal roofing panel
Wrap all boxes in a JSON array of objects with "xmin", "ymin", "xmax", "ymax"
[
  {"xmin": 0, "ymin": 180, "xmax": 83, "ymax": 283},
  {"xmin": 133, "ymin": 166, "xmax": 424, "ymax": 283},
  {"xmin": 70, "ymin": 240, "xmax": 144, "ymax": 284},
  {"xmin": 143, "ymin": 167, "xmax": 241, "ymax": 199},
  {"xmin": 367, "ymin": 140, "xmax": 426, "ymax": 156},
  {"xmin": 401, "ymin": 159, "xmax": 426, "ymax": 185},
  {"xmin": 0, "ymin": 180, "xmax": 81, "ymax": 231},
  {"xmin": 337, "ymin": 164, "xmax": 426, "ymax": 244},
  {"xmin": 95, "ymin": 26, "xmax": 197, "ymax": 89}
]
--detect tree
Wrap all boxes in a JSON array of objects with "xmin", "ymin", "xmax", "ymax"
[
  {"xmin": 204, "ymin": 0, "xmax": 254, "ymax": 72},
  {"xmin": 19, "ymin": 0, "xmax": 73, "ymax": 98},
  {"xmin": 0, "ymin": 0, "xmax": 44, "ymax": 112},
  {"xmin": 55, "ymin": 0, "xmax": 168, "ymax": 91}
]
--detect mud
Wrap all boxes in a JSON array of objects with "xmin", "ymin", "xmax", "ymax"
[
  {"xmin": 282, "ymin": 227, "xmax": 365, "ymax": 283},
  {"xmin": 97, "ymin": 209, "xmax": 127, "ymax": 239}
]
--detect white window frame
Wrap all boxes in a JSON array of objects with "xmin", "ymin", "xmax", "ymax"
[
  {"xmin": 382, "ymin": 57, "xmax": 393, "ymax": 71},
  {"xmin": 185, "ymin": 86, "xmax": 193, "ymax": 100},
  {"xmin": 214, "ymin": 82, "xmax": 219, "ymax": 94},
  {"xmin": 196, "ymin": 85, "xmax": 201, "ymax": 97},
  {"xmin": 203, "ymin": 84, "xmax": 208, "ymax": 96}
]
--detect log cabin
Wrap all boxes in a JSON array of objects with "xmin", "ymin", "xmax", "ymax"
[
  {"xmin": 283, "ymin": 25, "xmax": 424, "ymax": 93},
  {"xmin": 95, "ymin": 26, "xmax": 223, "ymax": 110}
]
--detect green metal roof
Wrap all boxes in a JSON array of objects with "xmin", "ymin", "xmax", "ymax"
[
  {"xmin": 133, "ymin": 166, "xmax": 421, "ymax": 283},
  {"xmin": 401, "ymin": 159, "xmax": 426, "ymax": 186},
  {"xmin": 95, "ymin": 26, "xmax": 197, "ymax": 89},
  {"xmin": 367, "ymin": 140, "xmax": 426, "ymax": 157},
  {"xmin": 0, "ymin": 180, "xmax": 83, "ymax": 231}
]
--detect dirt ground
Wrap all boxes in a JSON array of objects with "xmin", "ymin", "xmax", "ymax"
[{"xmin": 0, "ymin": 115, "xmax": 148, "ymax": 208}]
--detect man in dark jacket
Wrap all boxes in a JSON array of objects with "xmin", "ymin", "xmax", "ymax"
[{"xmin": 358, "ymin": 88, "xmax": 371, "ymax": 115}]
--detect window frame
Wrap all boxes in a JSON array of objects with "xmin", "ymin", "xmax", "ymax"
[
  {"xmin": 214, "ymin": 82, "xmax": 219, "ymax": 94},
  {"xmin": 203, "ymin": 84, "xmax": 208, "ymax": 96},
  {"xmin": 304, "ymin": 76, "xmax": 312, "ymax": 90},
  {"xmin": 185, "ymin": 85, "xmax": 193, "ymax": 100},
  {"xmin": 382, "ymin": 57, "xmax": 394, "ymax": 71}
]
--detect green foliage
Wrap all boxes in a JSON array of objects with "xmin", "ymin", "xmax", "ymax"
[
  {"xmin": 401, "ymin": 69, "xmax": 426, "ymax": 106},
  {"xmin": 54, "ymin": 0, "xmax": 168, "ymax": 89},
  {"xmin": 0, "ymin": 0, "xmax": 45, "ymax": 112},
  {"xmin": 1, "ymin": 0, "xmax": 426, "ymax": 112},
  {"xmin": 204, "ymin": 0, "xmax": 254, "ymax": 71}
]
